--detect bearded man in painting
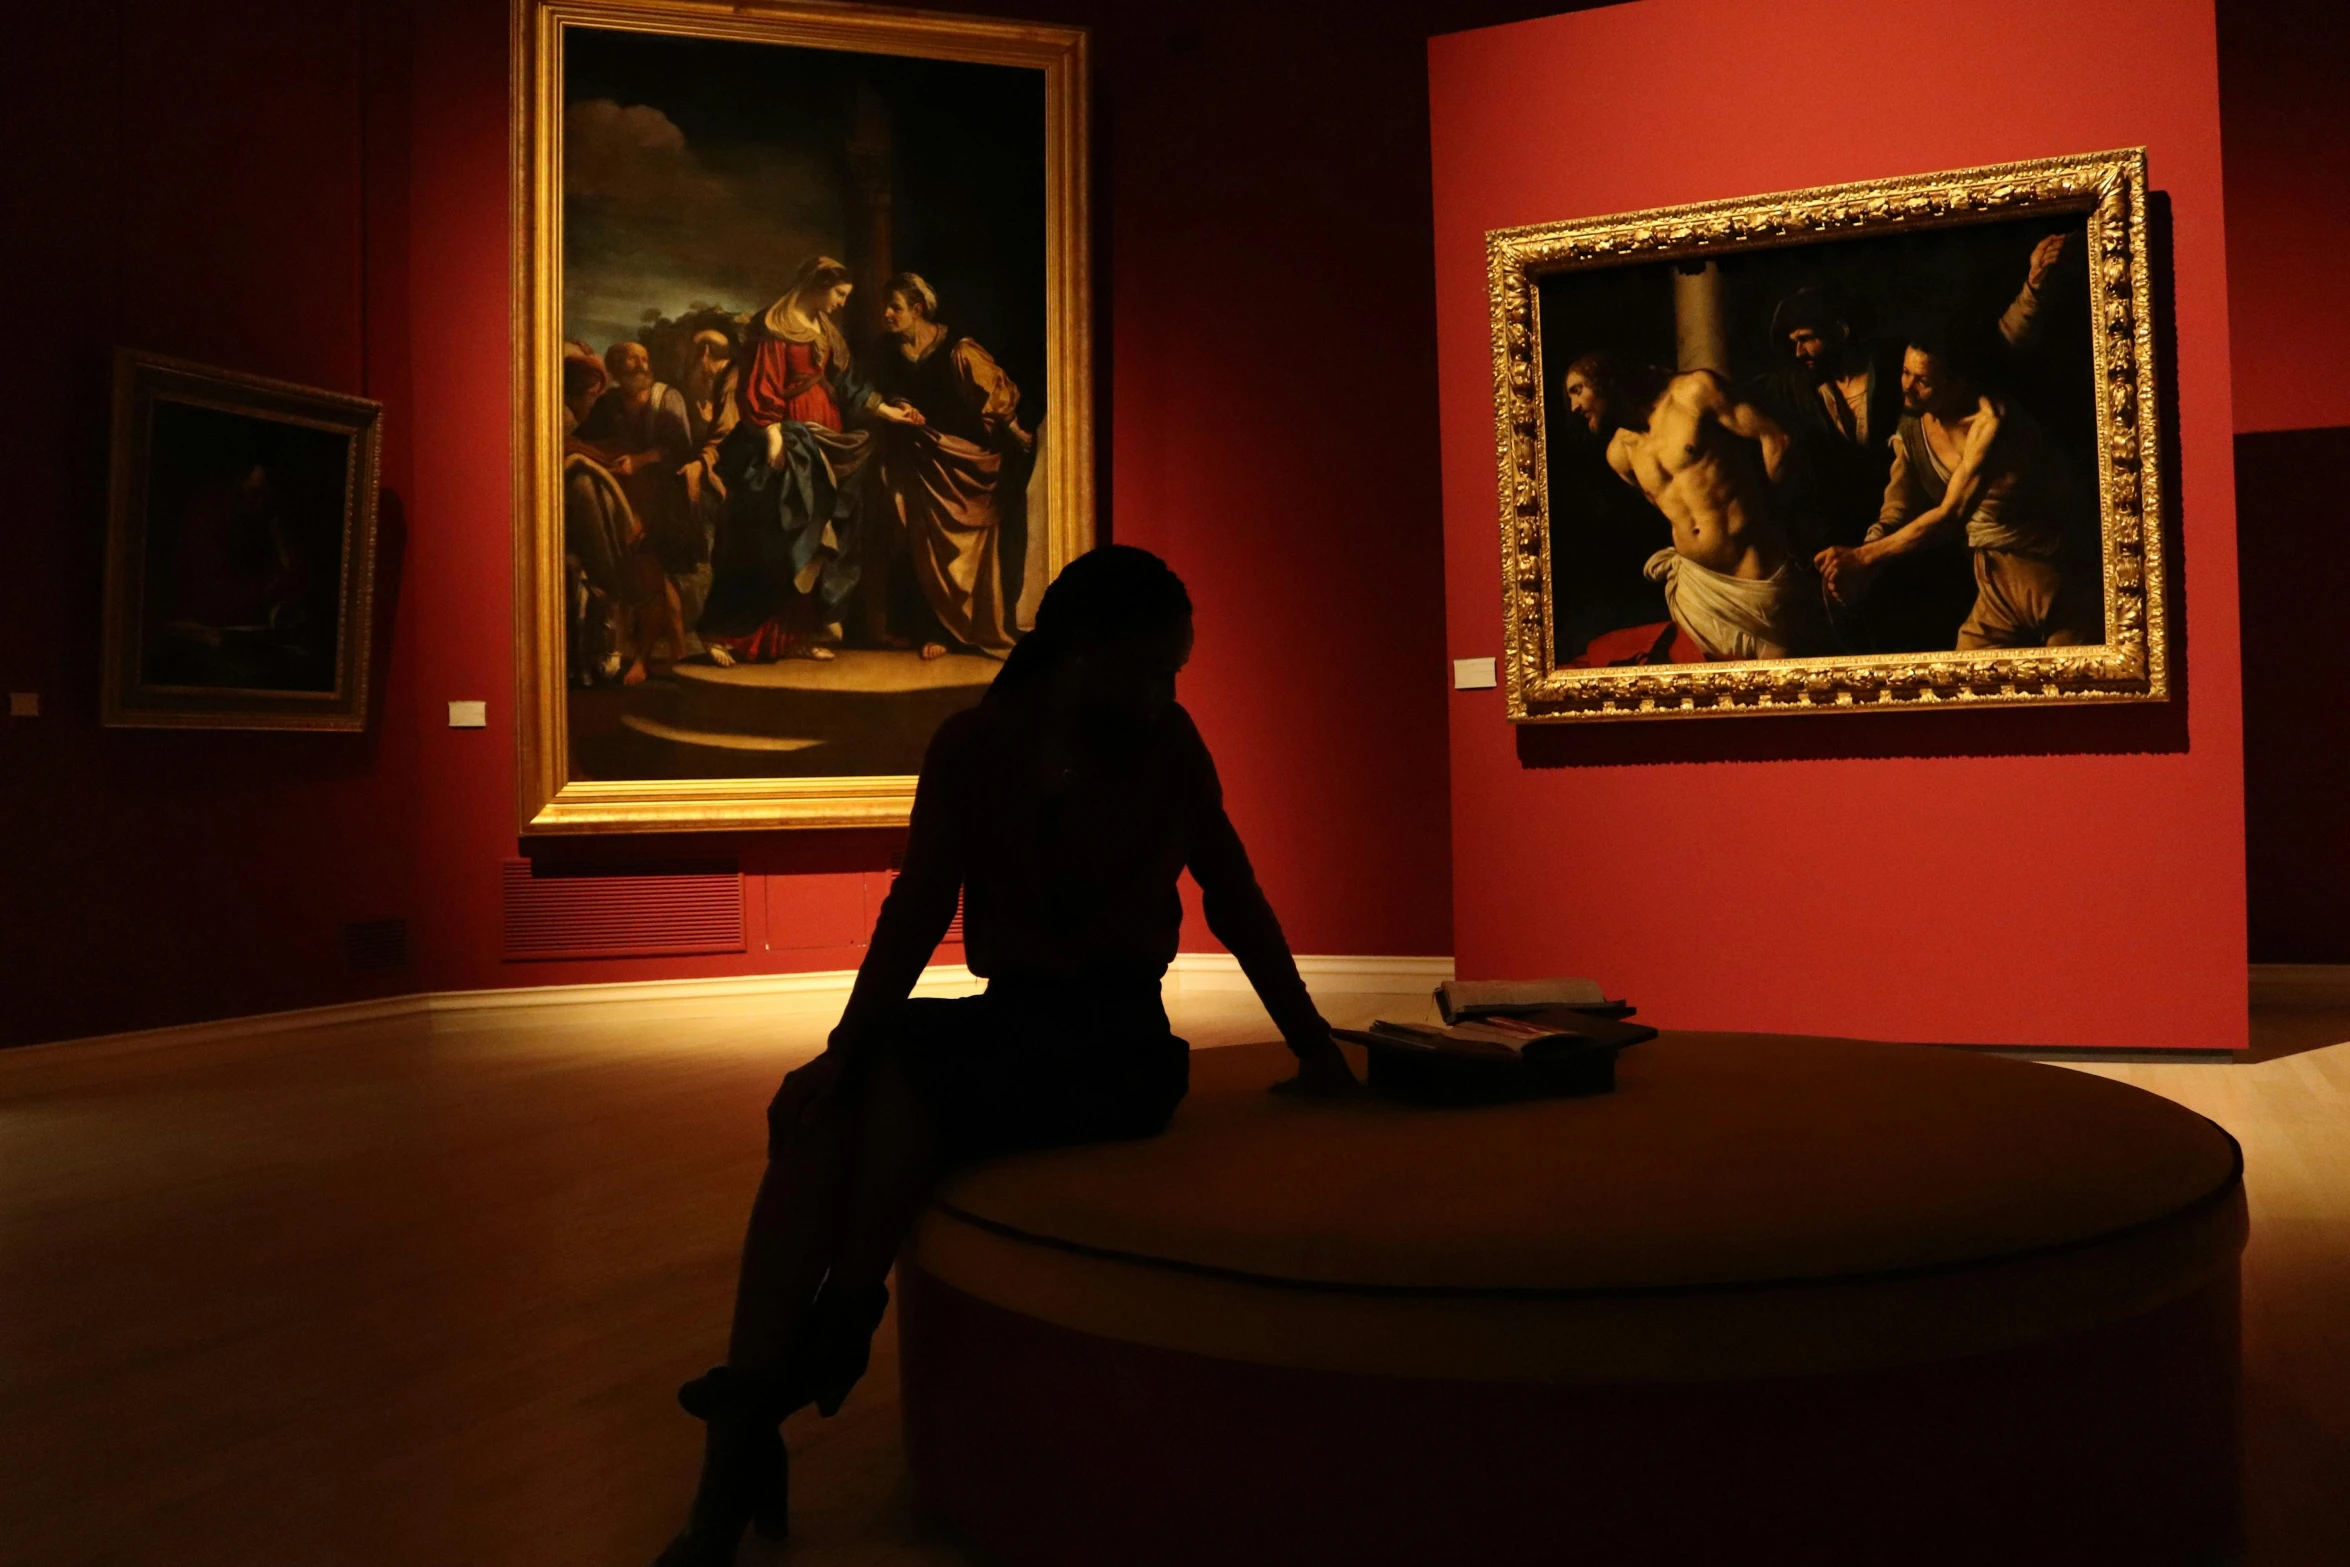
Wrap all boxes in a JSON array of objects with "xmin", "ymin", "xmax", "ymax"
[
  {"xmin": 863, "ymin": 271, "xmax": 1035, "ymax": 660},
  {"xmin": 578, "ymin": 341, "xmax": 697, "ymax": 682},
  {"xmin": 696, "ymin": 256, "xmax": 924, "ymax": 663},
  {"xmin": 560, "ymin": 341, "xmax": 639, "ymax": 685},
  {"xmin": 1756, "ymin": 234, "xmax": 2074, "ymax": 651},
  {"xmin": 1815, "ymin": 321, "xmax": 2097, "ymax": 649},
  {"xmin": 665, "ymin": 324, "xmax": 738, "ymax": 661},
  {"xmin": 1566, "ymin": 352, "xmax": 1828, "ymax": 662},
  {"xmin": 1759, "ymin": 237, "xmax": 2071, "ymax": 550}
]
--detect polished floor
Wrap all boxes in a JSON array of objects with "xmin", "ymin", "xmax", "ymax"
[{"xmin": 3, "ymin": 990, "xmax": 2346, "ymax": 1566}]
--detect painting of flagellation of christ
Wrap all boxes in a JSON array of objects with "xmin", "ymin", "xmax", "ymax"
[
  {"xmin": 1485, "ymin": 149, "xmax": 2169, "ymax": 722},
  {"xmin": 514, "ymin": 0, "xmax": 1091, "ymax": 831}
]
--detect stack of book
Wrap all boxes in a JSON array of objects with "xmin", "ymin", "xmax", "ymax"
[{"xmin": 1335, "ymin": 977, "xmax": 1655, "ymax": 1105}]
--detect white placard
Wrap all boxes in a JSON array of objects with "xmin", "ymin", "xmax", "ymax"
[
  {"xmin": 448, "ymin": 700, "xmax": 489, "ymax": 728},
  {"xmin": 1451, "ymin": 657, "xmax": 1498, "ymax": 690}
]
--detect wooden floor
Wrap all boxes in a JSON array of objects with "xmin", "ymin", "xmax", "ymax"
[{"xmin": 4, "ymin": 991, "xmax": 2346, "ymax": 1566}]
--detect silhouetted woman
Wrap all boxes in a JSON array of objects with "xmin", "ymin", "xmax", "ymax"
[{"xmin": 656, "ymin": 545, "xmax": 1359, "ymax": 1565}]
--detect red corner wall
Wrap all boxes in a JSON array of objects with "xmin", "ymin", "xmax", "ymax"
[
  {"xmin": 2218, "ymin": 0, "xmax": 2350, "ymax": 963},
  {"xmin": 2218, "ymin": 0, "xmax": 2350, "ymax": 438},
  {"xmin": 1428, "ymin": 0, "xmax": 2248, "ymax": 1049}
]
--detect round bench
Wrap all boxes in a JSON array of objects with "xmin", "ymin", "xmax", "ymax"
[{"xmin": 899, "ymin": 1033, "xmax": 2244, "ymax": 1566}]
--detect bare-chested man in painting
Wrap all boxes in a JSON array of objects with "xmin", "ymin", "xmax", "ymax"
[{"xmin": 1565, "ymin": 353, "xmax": 1827, "ymax": 661}]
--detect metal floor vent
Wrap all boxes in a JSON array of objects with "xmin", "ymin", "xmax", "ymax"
[
  {"xmin": 501, "ymin": 860, "xmax": 745, "ymax": 962},
  {"xmin": 343, "ymin": 918, "xmax": 410, "ymax": 973},
  {"xmin": 886, "ymin": 852, "xmax": 965, "ymax": 944}
]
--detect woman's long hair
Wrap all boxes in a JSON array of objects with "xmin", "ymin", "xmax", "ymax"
[{"xmin": 987, "ymin": 545, "xmax": 1193, "ymax": 703}]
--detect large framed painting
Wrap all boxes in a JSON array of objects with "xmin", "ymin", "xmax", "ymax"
[
  {"xmin": 513, "ymin": 0, "xmax": 1090, "ymax": 830},
  {"xmin": 102, "ymin": 351, "xmax": 384, "ymax": 731},
  {"xmin": 1486, "ymin": 149, "xmax": 2166, "ymax": 721}
]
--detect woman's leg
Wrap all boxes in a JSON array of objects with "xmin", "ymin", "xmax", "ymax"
[
  {"xmin": 723, "ymin": 1090, "xmax": 852, "ymax": 1374},
  {"xmin": 825, "ymin": 1041, "xmax": 947, "ymax": 1296},
  {"xmin": 721, "ymin": 1036, "xmax": 947, "ymax": 1373}
]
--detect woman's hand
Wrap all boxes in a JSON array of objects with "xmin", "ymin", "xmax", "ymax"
[
  {"xmin": 769, "ymin": 1048, "xmax": 846, "ymax": 1129},
  {"xmin": 1270, "ymin": 1035, "xmax": 1362, "ymax": 1098}
]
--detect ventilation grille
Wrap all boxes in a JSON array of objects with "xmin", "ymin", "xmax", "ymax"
[
  {"xmin": 501, "ymin": 860, "xmax": 745, "ymax": 962},
  {"xmin": 888, "ymin": 852, "xmax": 964, "ymax": 944},
  {"xmin": 344, "ymin": 918, "xmax": 410, "ymax": 973}
]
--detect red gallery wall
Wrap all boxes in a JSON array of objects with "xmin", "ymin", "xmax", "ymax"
[
  {"xmin": 3, "ymin": 1, "xmax": 428, "ymax": 1045},
  {"xmin": 4, "ymin": 0, "xmax": 2325, "ymax": 1047},
  {"xmin": 4, "ymin": 0, "xmax": 1490, "ymax": 1046},
  {"xmin": 1429, "ymin": 0, "xmax": 2249, "ymax": 1049}
]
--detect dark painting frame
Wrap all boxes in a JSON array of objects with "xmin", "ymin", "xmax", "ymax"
[{"xmin": 102, "ymin": 351, "xmax": 384, "ymax": 731}]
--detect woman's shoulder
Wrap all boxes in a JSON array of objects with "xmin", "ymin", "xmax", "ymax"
[
  {"xmin": 1156, "ymin": 702, "xmax": 1217, "ymax": 777},
  {"xmin": 1162, "ymin": 700, "xmax": 1206, "ymax": 746}
]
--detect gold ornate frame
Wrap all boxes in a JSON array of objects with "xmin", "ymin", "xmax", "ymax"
[
  {"xmin": 1486, "ymin": 149, "xmax": 2165, "ymax": 722},
  {"xmin": 512, "ymin": 0, "xmax": 1092, "ymax": 831},
  {"xmin": 102, "ymin": 350, "xmax": 383, "ymax": 731}
]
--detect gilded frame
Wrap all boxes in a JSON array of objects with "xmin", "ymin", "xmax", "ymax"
[
  {"xmin": 101, "ymin": 350, "xmax": 384, "ymax": 732},
  {"xmin": 512, "ymin": 0, "xmax": 1092, "ymax": 831},
  {"xmin": 1486, "ymin": 149, "xmax": 2165, "ymax": 721}
]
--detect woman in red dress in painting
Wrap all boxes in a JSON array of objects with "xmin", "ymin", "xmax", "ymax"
[{"xmin": 698, "ymin": 256, "xmax": 924, "ymax": 662}]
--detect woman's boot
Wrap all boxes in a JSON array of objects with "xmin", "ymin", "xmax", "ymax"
[{"xmin": 654, "ymin": 1366, "xmax": 794, "ymax": 1565}]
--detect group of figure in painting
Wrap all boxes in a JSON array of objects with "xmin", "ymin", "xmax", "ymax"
[
  {"xmin": 560, "ymin": 257, "xmax": 1034, "ymax": 685},
  {"xmin": 1562, "ymin": 232, "xmax": 2098, "ymax": 665}
]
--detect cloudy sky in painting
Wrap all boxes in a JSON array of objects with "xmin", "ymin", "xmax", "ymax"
[
  {"xmin": 562, "ymin": 95, "xmax": 843, "ymax": 351},
  {"xmin": 558, "ymin": 27, "xmax": 1049, "ymax": 401}
]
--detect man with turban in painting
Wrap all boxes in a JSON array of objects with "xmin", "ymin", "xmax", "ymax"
[
  {"xmin": 698, "ymin": 256, "xmax": 924, "ymax": 663},
  {"xmin": 863, "ymin": 271, "xmax": 1035, "ymax": 659}
]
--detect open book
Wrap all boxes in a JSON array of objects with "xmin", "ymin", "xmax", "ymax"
[
  {"xmin": 1368, "ymin": 1017, "xmax": 1584, "ymax": 1059},
  {"xmin": 1346, "ymin": 1005, "xmax": 1656, "ymax": 1061}
]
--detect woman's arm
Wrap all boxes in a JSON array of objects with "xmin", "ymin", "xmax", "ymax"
[
  {"xmin": 1177, "ymin": 717, "xmax": 1354, "ymax": 1092},
  {"xmin": 830, "ymin": 719, "xmax": 970, "ymax": 1055}
]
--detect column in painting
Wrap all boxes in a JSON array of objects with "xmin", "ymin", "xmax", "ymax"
[
  {"xmin": 846, "ymin": 81, "xmax": 895, "ymax": 339},
  {"xmin": 1673, "ymin": 260, "xmax": 1729, "ymax": 374}
]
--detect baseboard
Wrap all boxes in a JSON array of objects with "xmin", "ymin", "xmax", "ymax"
[
  {"xmin": 423, "ymin": 962, "xmax": 985, "ymax": 1018},
  {"xmin": 2250, "ymin": 963, "xmax": 2350, "ymax": 1007},
  {"xmin": 10, "ymin": 955, "xmax": 1451, "ymax": 1060},
  {"xmin": 3, "ymin": 992, "xmax": 435, "ymax": 1068},
  {"xmin": 1165, "ymin": 953, "xmax": 1455, "ymax": 994}
]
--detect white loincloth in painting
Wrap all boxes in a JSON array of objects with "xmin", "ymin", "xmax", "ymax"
[{"xmin": 1643, "ymin": 548, "xmax": 1815, "ymax": 662}]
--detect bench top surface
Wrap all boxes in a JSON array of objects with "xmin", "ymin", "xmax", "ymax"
[{"xmin": 929, "ymin": 1033, "xmax": 2241, "ymax": 1294}]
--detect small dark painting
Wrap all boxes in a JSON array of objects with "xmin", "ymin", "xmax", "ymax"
[
  {"xmin": 103, "ymin": 352, "xmax": 382, "ymax": 730},
  {"xmin": 138, "ymin": 399, "xmax": 354, "ymax": 693}
]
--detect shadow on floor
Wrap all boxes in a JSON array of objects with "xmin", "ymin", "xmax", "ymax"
[{"xmin": 2244, "ymin": 1004, "xmax": 2350, "ymax": 1065}]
